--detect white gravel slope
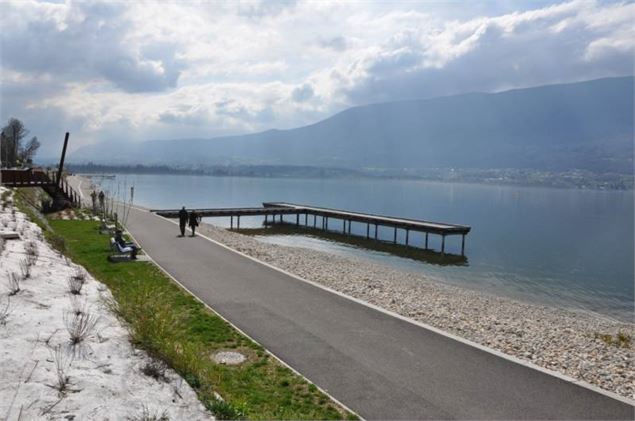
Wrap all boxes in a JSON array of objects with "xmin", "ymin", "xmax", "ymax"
[{"xmin": 0, "ymin": 188, "xmax": 211, "ymax": 421}]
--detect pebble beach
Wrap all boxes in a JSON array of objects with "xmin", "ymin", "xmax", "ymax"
[{"xmin": 196, "ymin": 221, "xmax": 634, "ymax": 400}]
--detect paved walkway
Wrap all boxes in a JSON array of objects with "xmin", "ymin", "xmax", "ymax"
[{"xmin": 114, "ymin": 205, "xmax": 633, "ymax": 420}]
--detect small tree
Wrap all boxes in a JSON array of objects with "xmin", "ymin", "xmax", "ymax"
[{"xmin": 0, "ymin": 118, "xmax": 40, "ymax": 167}]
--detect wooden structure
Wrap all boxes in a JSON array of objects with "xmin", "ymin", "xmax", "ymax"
[
  {"xmin": 153, "ymin": 202, "xmax": 471, "ymax": 255},
  {"xmin": 0, "ymin": 132, "xmax": 81, "ymax": 209}
]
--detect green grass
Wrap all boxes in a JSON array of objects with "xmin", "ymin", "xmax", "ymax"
[{"xmin": 47, "ymin": 219, "xmax": 355, "ymax": 420}]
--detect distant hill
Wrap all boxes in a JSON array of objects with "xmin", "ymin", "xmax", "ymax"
[{"xmin": 71, "ymin": 77, "xmax": 634, "ymax": 174}]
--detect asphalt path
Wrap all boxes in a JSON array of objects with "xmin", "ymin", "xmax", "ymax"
[{"xmin": 110, "ymin": 202, "xmax": 633, "ymax": 419}]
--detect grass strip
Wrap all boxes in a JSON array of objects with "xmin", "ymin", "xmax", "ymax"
[{"xmin": 14, "ymin": 197, "xmax": 354, "ymax": 420}]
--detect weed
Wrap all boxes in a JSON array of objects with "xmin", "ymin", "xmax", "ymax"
[
  {"xmin": 206, "ymin": 398, "xmax": 246, "ymax": 420},
  {"xmin": 0, "ymin": 295, "xmax": 10, "ymax": 325},
  {"xmin": 50, "ymin": 235, "xmax": 66, "ymax": 254},
  {"xmin": 130, "ymin": 404, "xmax": 169, "ymax": 421},
  {"xmin": 19, "ymin": 259, "xmax": 31, "ymax": 279},
  {"xmin": 68, "ymin": 294, "xmax": 87, "ymax": 316},
  {"xmin": 49, "ymin": 344, "xmax": 72, "ymax": 395},
  {"xmin": 25, "ymin": 241, "xmax": 39, "ymax": 265},
  {"xmin": 67, "ymin": 275, "xmax": 84, "ymax": 295},
  {"xmin": 64, "ymin": 311, "xmax": 99, "ymax": 345},
  {"xmin": 595, "ymin": 332, "xmax": 633, "ymax": 348},
  {"xmin": 6, "ymin": 272, "xmax": 21, "ymax": 295},
  {"xmin": 141, "ymin": 359, "xmax": 168, "ymax": 382}
]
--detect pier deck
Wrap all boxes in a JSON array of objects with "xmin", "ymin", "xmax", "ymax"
[{"xmin": 153, "ymin": 202, "xmax": 471, "ymax": 255}]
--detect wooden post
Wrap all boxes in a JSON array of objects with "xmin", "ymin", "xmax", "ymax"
[
  {"xmin": 425, "ymin": 232, "xmax": 429, "ymax": 249},
  {"xmin": 348, "ymin": 220, "xmax": 351, "ymax": 234},
  {"xmin": 461, "ymin": 234, "xmax": 465, "ymax": 256},
  {"xmin": 296, "ymin": 214, "xmax": 299, "ymax": 225},
  {"xmin": 393, "ymin": 227, "xmax": 397, "ymax": 244},
  {"xmin": 366, "ymin": 223, "xmax": 370, "ymax": 239},
  {"xmin": 265, "ymin": 214, "xmax": 268, "ymax": 225},
  {"xmin": 305, "ymin": 212, "xmax": 308, "ymax": 226},
  {"xmin": 313, "ymin": 214, "xmax": 317, "ymax": 228},
  {"xmin": 441, "ymin": 235, "xmax": 446, "ymax": 254},
  {"xmin": 237, "ymin": 216, "xmax": 240, "ymax": 230},
  {"xmin": 406, "ymin": 229, "xmax": 409, "ymax": 246},
  {"xmin": 230, "ymin": 215, "xmax": 233, "ymax": 229},
  {"xmin": 279, "ymin": 214, "xmax": 283, "ymax": 224},
  {"xmin": 342, "ymin": 219, "xmax": 346, "ymax": 233},
  {"xmin": 325, "ymin": 217, "xmax": 328, "ymax": 230},
  {"xmin": 56, "ymin": 132, "xmax": 69, "ymax": 187},
  {"xmin": 374, "ymin": 224, "xmax": 378, "ymax": 240}
]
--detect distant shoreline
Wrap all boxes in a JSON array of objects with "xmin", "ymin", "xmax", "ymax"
[{"xmin": 66, "ymin": 163, "xmax": 634, "ymax": 191}]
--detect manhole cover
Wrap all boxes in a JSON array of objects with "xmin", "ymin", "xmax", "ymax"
[{"xmin": 214, "ymin": 351, "xmax": 246, "ymax": 365}]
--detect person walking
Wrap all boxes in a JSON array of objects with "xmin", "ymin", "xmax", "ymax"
[
  {"xmin": 90, "ymin": 190, "xmax": 97, "ymax": 213},
  {"xmin": 188, "ymin": 209, "xmax": 201, "ymax": 237},
  {"xmin": 98, "ymin": 190, "xmax": 105, "ymax": 212},
  {"xmin": 178, "ymin": 206, "xmax": 188, "ymax": 237}
]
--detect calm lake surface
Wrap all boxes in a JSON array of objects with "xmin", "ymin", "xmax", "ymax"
[{"xmin": 96, "ymin": 174, "xmax": 634, "ymax": 321}]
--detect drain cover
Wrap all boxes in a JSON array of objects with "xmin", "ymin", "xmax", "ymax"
[{"xmin": 214, "ymin": 351, "xmax": 246, "ymax": 365}]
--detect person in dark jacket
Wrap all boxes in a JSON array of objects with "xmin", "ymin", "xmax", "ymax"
[
  {"xmin": 178, "ymin": 206, "xmax": 188, "ymax": 237},
  {"xmin": 114, "ymin": 229, "xmax": 138, "ymax": 259},
  {"xmin": 188, "ymin": 210, "xmax": 201, "ymax": 237}
]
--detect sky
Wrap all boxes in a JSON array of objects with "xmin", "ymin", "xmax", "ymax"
[{"xmin": 0, "ymin": 0, "xmax": 633, "ymax": 158}]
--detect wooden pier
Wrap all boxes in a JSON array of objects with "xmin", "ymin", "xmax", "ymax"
[{"xmin": 153, "ymin": 202, "xmax": 471, "ymax": 255}]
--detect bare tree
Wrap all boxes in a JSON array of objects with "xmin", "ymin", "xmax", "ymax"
[{"xmin": 1, "ymin": 118, "xmax": 40, "ymax": 167}]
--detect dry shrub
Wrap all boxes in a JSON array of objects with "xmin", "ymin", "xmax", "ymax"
[
  {"xmin": 64, "ymin": 311, "xmax": 99, "ymax": 345},
  {"xmin": 6, "ymin": 272, "xmax": 20, "ymax": 296}
]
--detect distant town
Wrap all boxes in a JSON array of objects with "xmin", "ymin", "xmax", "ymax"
[{"xmin": 67, "ymin": 163, "xmax": 633, "ymax": 191}]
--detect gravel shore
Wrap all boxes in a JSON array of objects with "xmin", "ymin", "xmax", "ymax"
[{"xmin": 196, "ymin": 221, "xmax": 634, "ymax": 400}]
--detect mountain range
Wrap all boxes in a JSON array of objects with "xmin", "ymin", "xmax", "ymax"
[{"xmin": 70, "ymin": 77, "xmax": 634, "ymax": 174}]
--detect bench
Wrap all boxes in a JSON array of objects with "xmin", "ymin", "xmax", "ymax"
[{"xmin": 108, "ymin": 237, "xmax": 138, "ymax": 262}]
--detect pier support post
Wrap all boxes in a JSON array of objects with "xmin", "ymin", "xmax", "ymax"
[
  {"xmin": 393, "ymin": 227, "xmax": 397, "ymax": 244},
  {"xmin": 406, "ymin": 229, "xmax": 409, "ymax": 246},
  {"xmin": 441, "ymin": 235, "xmax": 446, "ymax": 254},
  {"xmin": 305, "ymin": 212, "xmax": 308, "ymax": 226},
  {"xmin": 342, "ymin": 219, "xmax": 346, "ymax": 233},
  {"xmin": 314, "ymin": 214, "xmax": 317, "ymax": 228},
  {"xmin": 325, "ymin": 217, "xmax": 329, "ymax": 230},
  {"xmin": 230, "ymin": 216, "xmax": 233, "ymax": 230},
  {"xmin": 374, "ymin": 224, "xmax": 378, "ymax": 240},
  {"xmin": 296, "ymin": 214, "xmax": 299, "ymax": 225},
  {"xmin": 425, "ymin": 232, "xmax": 429, "ymax": 249},
  {"xmin": 366, "ymin": 223, "xmax": 370, "ymax": 239},
  {"xmin": 461, "ymin": 234, "xmax": 465, "ymax": 256},
  {"xmin": 279, "ymin": 214, "xmax": 283, "ymax": 224},
  {"xmin": 265, "ymin": 214, "xmax": 268, "ymax": 226},
  {"xmin": 348, "ymin": 220, "xmax": 351, "ymax": 234},
  {"xmin": 237, "ymin": 216, "xmax": 240, "ymax": 230}
]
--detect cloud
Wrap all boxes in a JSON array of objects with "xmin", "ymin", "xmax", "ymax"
[
  {"xmin": 0, "ymin": 0, "xmax": 633, "ymax": 157},
  {"xmin": 317, "ymin": 36, "xmax": 348, "ymax": 51},
  {"xmin": 291, "ymin": 84, "xmax": 315, "ymax": 102},
  {"xmin": 340, "ymin": 0, "xmax": 635, "ymax": 103},
  {"xmin": 0, "ymin": 0, "xmax": 183, "ymax": 93}
]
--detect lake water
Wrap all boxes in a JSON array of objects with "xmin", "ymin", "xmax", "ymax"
[{"xmin": 94, "ymin": 174, "xmax": 634, "ymax": 322}]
